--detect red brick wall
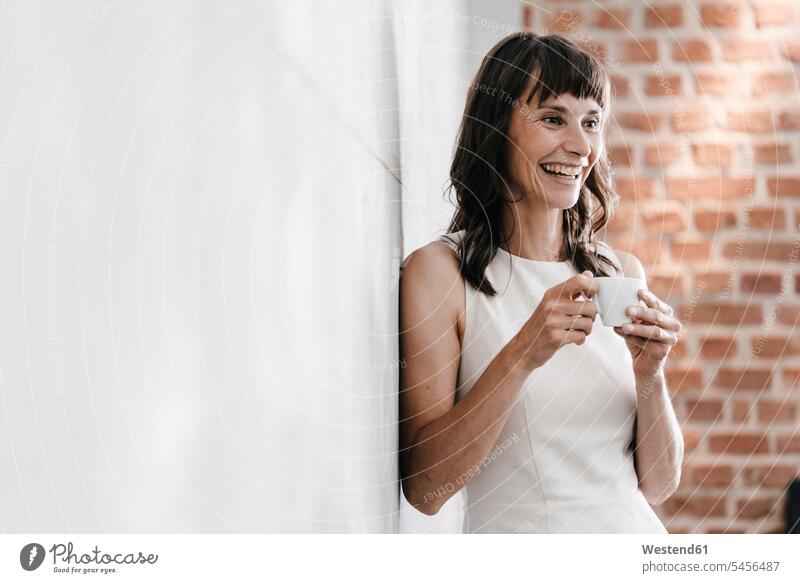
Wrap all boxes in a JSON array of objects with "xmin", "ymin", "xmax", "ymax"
[{"xmin": 523, "ymin": 1, "xmax": 800, "ymax": 533}]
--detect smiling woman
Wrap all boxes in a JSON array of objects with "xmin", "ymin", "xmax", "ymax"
[{"xmin": 399, "ymin": 33, "xmax": 683, "ymax": 533}]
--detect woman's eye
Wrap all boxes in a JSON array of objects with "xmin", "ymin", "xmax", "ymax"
[
  {"xmin": 542, "ymin": 115, "xmax": 563, "ymax": 125},
  {"xmin": 584, "ymin": 119, "xmax": 600, "ymax": 130}
]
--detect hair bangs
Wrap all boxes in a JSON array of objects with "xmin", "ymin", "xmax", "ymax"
[{"xmin": 524, "ymin": 37, "xmax": 609, "ymax": 108}]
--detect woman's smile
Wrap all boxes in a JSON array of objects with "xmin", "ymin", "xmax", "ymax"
[{"xmin": 538, "ymin": 161, "xmax": 586, "ymax": 187}]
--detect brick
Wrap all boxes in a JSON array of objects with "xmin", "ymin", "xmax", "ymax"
[
  {"xmin": 692, "ymin": 463, "xmax": 734, "ymax": 486},
  {"xmin": 679, "ymin": 303, "xmax": 761, "ymax": 324},
  {"xmin": 693, "ymin": 209, "xmax": 736, "ymax": 231},
  {"xmin": 737, "ymin": 497, "xmax": 778, "ymax": 519},
  {"xmin": 642, "ymin": 205, "xmax": 687, "ymax": 233},
  {"xmin": 693, "ymin": 270, "xmax": 732, "ymax": 294},
  {"xmin": 722, "ymin": 240, "xmax": 797, "ymax": 261},
  {"xmin": 672, "ymin": 105, "xmax": 715, "ymax": 131},
  {"xmin": 709, "ymin": 431, "xmax": 769, "ymax": 454},
  {"xmin": 757, "ymin": 399, "xmax": 798, "ymax": 422},
  {"xmin": 607, "ymin": 235, "xmax": 664, "ymax": 269},
  {"xmin": 644, "ymin": 142, "xmax": 683, "ymax": 166},
  {"xmin": 775, "ymin": 304, "xmax": 800, "ymax": 326},
  {"xmin": 683, "ymin": 427, "xmax": 702, "ymax": 452},
  {"xmin": 776, "ymin": 432, "xmax": 800, "ymax": 452},
  {"xmin": 715, "ymin": 367, "xmax": 773, "ymax": 390},
  {"xmin": 700, "ymin": 2, "xmax": 746, "ymax": 27},
  {"xmin": 692, "ymin": 143, "xmax": 734, "ymax": 166},
  {"xmin": 544, "ymin": 9, "xmax": 582, "ymax": 33},
  {"xmin": 767, "ymin": 177, "xmax": 800, "ymax": 197},
  {"xmin": 615, "ymin": 177, "xmax": 657, "ymax": 200},
  {"xmin": 722, "ymin": 38, "xmax": 775, "ymax": 61},
  {"xmin": 699, "ymin": 335, "xmax": 737, "ymax": 358},
  {"xmin": 784, "ymin": 368, "xmax": 800, "ymax": 390},
  {"xmin": 606, "ymin": 206, "xmax": 637, "ymax": 233},
  {"xmin": 740, "ymin": 272, "xmax": 783, "ymax": 293},
  {"xmin": 644, "ymin": 74, "xmax": 682, "ymax": 97},
  {"xmin": 745, "ymin": 207, "xmax": 786, "ymax": 229},
  {"xmin": 779, "ymin": 110, "xmax": 800, "ymax": 129},
  {"xmin": 754, "ymin": 1, "xmax": 795, "ymax": 27},
  {"xmin": 611, "ymin": 75, "xmax": 629, "ymax": 98},
  {"xmin": 593, "ymin": 7, "xmax": 631, "ymax": 28},
  {"xmin": 724, "ymin": 109, "xmax": 775, "ymax": 132},
  {"xmin": 608, "ymin": 143, "xmax": 633, "ymax": 166},
  {"xmin": 666, "ymin": 176, "xmax": 754, "ymax": 200},
  {"xmin": 732, "ymin": 399, "xmax": 752, "ymax": 421},
  {"xmin": 752, "ymin": 336, "xmax": 800, "ymax": 358},
  {"xmin": 617, "ymin": 111, "xmax": 663, "ymax": 132},
  {"xmin": 753, "ymin": 72, "xmax": 797, "ymax": 95},
  {"xmin": 665, "ymin": 366, "xmax": 703, "ymax": 391},
  {"xmin": 671, "ymin": 237, "xmax": 712, "ymax": 261},
  {"xmin": 662, "ymin": 493, "xmax": 727, "ymax": 517},
  {"xmin": 695, "ymin": 73, "xmax": 744, "ymax": 97},
  {"xmin": 523, "ymin": 5, "xmax": 533, "ymax": 28},
  {"xmin": 672, "ymin": 38, "xmax": 713, "ymax": 62},
  {"xmin": 784, "ymin": 40, "xmax": 800, "ymax": 62},
  {"xmin": 685, "ymin": 398, "xmax": 724, "ymax": 421},
  {"xmin": 646, "ymin": 5, "xmax": 684, "ymax": 27},
  {"xmin": 670, "ymin": 336, "xmax": 688, "ymax": 359},
  {"xmin": 754, "ymin": 143, "xmax": 792, "ymax": 164},
  {"xmin": 649, "ymin": 272, "xmax": 686, "ymax": 300},
  {"xmin": 743, "ymin": 464, "xmax": 799, "ymax": 487},
  {"xmin": 622, "ymin": 39, "xmax": 660, "ymax": 63},
  {"xmin": 578, "ymin": 41, "xmax": 608, "ymax": 63}
]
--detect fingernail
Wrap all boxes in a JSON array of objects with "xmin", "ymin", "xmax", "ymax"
[
  {"xmin": 627, "ymin": 306, "xmax": 639, "ymax": 316},
  {"xmin": 621, "ymin": 324, "xmax": 633, "ymax": 333}
]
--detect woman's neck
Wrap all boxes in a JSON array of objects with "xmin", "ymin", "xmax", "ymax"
[{"xmin": 500, "ymin": 202, "xmax": 564, "ymax": 262}]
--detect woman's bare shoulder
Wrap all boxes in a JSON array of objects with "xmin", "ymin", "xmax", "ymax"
[
  {"xmin": 599, "ymin": 244, "xmax": 647, "ymax": 281},
  {"xmin": 401, "ymin": 240, "xmax": 465, "ymax": 307}
]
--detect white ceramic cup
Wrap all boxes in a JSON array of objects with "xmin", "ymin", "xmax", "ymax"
[{"xmin": 592, "ymin": 277, "xmax": 645, "ymax": 327}]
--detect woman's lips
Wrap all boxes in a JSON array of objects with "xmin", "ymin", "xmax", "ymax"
[{"xmin": 538, "ymin": 164, "xmax": 581, "ymax": 186}]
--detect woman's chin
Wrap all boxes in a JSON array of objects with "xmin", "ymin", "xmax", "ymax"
[{"xmin": 546, "ymin": 189, "xmax": 582, "ymax": 210}]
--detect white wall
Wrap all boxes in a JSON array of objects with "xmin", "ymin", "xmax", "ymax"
[{"xmin": 0, "ymin": 0, "xmax": 520, "ymax": 533}]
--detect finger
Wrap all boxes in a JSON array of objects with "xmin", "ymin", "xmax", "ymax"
[
  {"xmin": 623, "ymin": 334, "xmax": 673, "ymax": 358},
  {"xmin": 556, "ymin": 314, "xmax": 594, "ymax": 334},
  {"xmin": 625, "ymin": 306, "xmax": 681, "ymax": 332},
  {"xmin": 638, "ymin": 288, "xmax": 673, "ymax": 316},
  {"xmin": 617, "ymin": 323, "xmax": 677, "ymax": 344},
  {"xmin": 559, "ymin": 271, "xmax": 598, "ymax": 300},
  {"xmin": 559, "ymin": 330, "xmax": 588, "ymax": 346},
  {"xmin": 557, "ymin": 298, "xmax": 597, "ymax": 319}
]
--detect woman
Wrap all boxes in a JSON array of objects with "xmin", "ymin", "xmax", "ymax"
[{"xmin": 399, "ymin": 33, "xmax": 683, "ymax": 534}]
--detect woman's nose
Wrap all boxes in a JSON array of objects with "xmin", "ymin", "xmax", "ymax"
[{"xmin": 563, "ymin": 124, "xmax": 592, "ymax": 158}]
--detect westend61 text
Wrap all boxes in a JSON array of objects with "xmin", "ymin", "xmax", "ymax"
[
  {"xmin": 49, "ymin": 542, "xmax": 159, "ymax": 565},
  {"xmin": 642, "ymin": 544, "xmax": 708, "ymax": 555}
]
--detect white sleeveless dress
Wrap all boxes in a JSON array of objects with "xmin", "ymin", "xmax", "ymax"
[{"xmin": 439, "ymin": 230, "xmax": 667, "ymax": 534}]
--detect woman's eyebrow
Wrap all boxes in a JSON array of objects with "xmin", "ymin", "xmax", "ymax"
[{"xmin": 539, "ymin": 104, "xmax": 602, "ymax": 115}]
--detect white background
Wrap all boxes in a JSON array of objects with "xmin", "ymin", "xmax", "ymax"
[{"xmin": 0, "ymin": 0, "xmax": 522, "ymax": 533}]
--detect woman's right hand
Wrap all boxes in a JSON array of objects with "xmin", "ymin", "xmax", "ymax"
[{"xmin": 515, "ymin": 270, "xmax": 598, "ymax": 370}]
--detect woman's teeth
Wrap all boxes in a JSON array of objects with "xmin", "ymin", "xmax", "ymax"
[{"xmin": 541, "ymin": 163, "xmax": 581, "ymax": 177}]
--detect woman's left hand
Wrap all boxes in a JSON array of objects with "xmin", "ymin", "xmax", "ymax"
[{"xmin": 614, "ymin": 288, "xmax": 681, "ymax": 378}]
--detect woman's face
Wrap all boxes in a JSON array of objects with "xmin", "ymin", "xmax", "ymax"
[{"xmin": 505, "ymin": 91, "xmax": 604, "ymax": 209}]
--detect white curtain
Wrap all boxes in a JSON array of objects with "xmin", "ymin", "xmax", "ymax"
[{"xmin": 0, "ymin": 0, "xmax": 517, "ymax": 533}]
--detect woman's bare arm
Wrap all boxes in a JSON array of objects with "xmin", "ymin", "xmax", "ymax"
[
  {"xmin": 615, "ymin": 250, "xmax": 684, "ymax": 505},
  {"xmin": 399, "ymin": 242, "xmax": 597, "ymax": 515}
]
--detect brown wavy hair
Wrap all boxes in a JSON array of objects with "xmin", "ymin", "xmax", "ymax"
[{"xmin": 446, "ymin": 32, "xmax": 619, "ymax": 296}]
